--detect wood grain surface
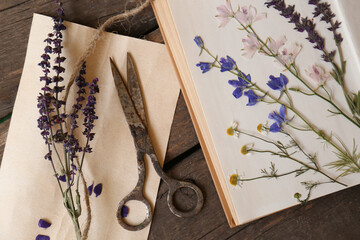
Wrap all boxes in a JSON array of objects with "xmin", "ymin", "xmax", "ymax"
[{"xmin": 1, "ymin": 1, "xmax": 360, "ymax": 239}]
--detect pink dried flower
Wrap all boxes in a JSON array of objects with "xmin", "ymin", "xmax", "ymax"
[
  {"xmin": 278, "ymin": 43, "xmax": 302, "ymax": 66},
  {"xmin": 234, "ymin": 5, "xmax": 266, "ymax": 27},
  {"xmin": 267, "ymin": 36, "xmax": 287, "ymax": 55},
  {"xmin": 216, "ymin": 0, "xmax": 234, "ymax": 27},
  {"xmin": 305, "ymin": 65, "xmax": 331, "ymax": 85},
  {"xmin": 242, "ymin": 33, "xmax": 261, "ymax": 58}
]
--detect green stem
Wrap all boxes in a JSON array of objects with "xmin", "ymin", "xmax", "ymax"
[
  {"xmin": 239, "ymin": 169, "xmax": 305, "ymax": 182},
  {"xmin": 239, "ymin": 131, "xmax": 347, "ymax": 187},
  {"xmin": 245, "ymin": 24, "xmax": 360, "ymax": 129}
]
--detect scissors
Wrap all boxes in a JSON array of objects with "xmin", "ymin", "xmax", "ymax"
[{"xmin": 110, "ymin": 53, "xmax": 204, "ymax": 231}]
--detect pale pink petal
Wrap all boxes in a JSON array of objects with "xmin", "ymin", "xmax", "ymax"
[
  {"xmin": 242, "ymin": 33, "xmax": 260, "ymax": 58},
  {"xmin": 218, "ymin": 17, "xmax": 231, "ymax": 27},
  {"xmin": 234, "ymin": 10, "xmax": 247, "ymax": 26},
  {"xmin": 305, "ymin": 65, "xmax": 331, "ymax": 84},
  {"xmin": 268, "ymin": 36, "xmax": 287, "ymax": 54},
  {"xmin": 254, "ymin": 12, "xmax": 267, "ymax": 22},
  {"xmin": 248, "ymin": 5, "xmax": 257, "ymax": 21},
  {"xmin": 216, "ymin": 0, "xmax": 234, "ymax": 27},
  {"xmin": 226, "ymin": 0, "xmax": 233, "ymax": 12}
]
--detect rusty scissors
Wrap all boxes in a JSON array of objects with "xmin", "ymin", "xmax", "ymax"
[{"xmin": 110, "ymin": 53, "xmax": 203, "ymax": 231}]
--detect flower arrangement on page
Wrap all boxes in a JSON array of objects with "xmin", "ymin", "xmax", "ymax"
[{"xmin": 194, "ymin": 0, "xmax": 360, "ymax": 206}]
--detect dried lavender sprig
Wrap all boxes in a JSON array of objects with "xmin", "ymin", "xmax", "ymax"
[
  {"xmin": 265, "ymin": 0, "xmax": 335, "ymax": 63},
  {"xmin": 77, "ymin": 77, "xmax": 99, "ymax": 191}
]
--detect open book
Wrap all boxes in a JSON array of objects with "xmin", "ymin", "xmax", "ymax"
[{"xmin": 152, "ymin": 0, "xmax": 360, "ymax": 227}]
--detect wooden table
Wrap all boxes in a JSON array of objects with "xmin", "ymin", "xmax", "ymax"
[{"xmin": 1, "ymin": 1, "xmax": 360, "ymax": 239}]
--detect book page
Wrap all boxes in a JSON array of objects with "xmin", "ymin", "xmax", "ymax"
[{"xmin": 167, "ymin": 0, "xmax": 360, "ymax": 224}]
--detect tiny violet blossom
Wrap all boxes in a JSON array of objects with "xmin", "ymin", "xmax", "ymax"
[
  {"xmin": 194, "ymin": 36, "xmax": 204, "ymax": 55},
  {"xmin": 38, "ymin": 219, "xmax": 51, "ymax": 229},
  {"xmin": 226, "ymin": 122, "xmax": 240, "ymax": 138},
  {"xmin": 234, "ymin": 5, "xmax": 266, "ymax": 27},
  {"xmin": 305, "ymin": 64, "xmax": 331, "ymax": 85},
  {"xmin": 216, "ymin": 0, "xmax": 234, "ymax": 27},
  {"xmin": 242, "ymin": 33, "xmax": 261, "ymax": 59},
  {"xmin": 194, "ymin": 36, "xmax": 204, "ymax": 48},
  {"xmin": 267, "ymin": 73, "xmax": 289, "ymax": 97},
  {"xmin": 220, "ymin": 56, "xmax": 236, "ymax": 72},
  {"xmin": 36, "ymin": 235, "xmax": 50, "ymax": 240},
  {"xmin": 228, "ymin": 73, "xmax": 251, "ymax": 98},
  {"xmin": 196, "ymin": 62, "xmax": 213, "ymax": 73},
  {"xmin": 244, "ymin": 90, "xmax": 263, "ymax": 106},
  {"xmin": 268, "ymin": 105, "xmax": 288, "ymax": 132},
  {"xmin": 278, "ymin": 43, "xmax": 302, "ymax": 66}
]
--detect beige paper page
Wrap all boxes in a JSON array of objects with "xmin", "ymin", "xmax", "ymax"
[{"xmin": 0, "ymin": 14, "xmax": 180, "ymax": 239}]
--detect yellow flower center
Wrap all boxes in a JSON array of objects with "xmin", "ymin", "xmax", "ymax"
[
  {"xmin": 229, "ymin": 174, "xmax": 238, "ymax": 186},
  {"xmin": 240, "ymin": 145, "xmax": 248, "ymax": 155},
  {"xmin": 257, "ymin": 124, "xmax": 262, "ymax": 132},
  {"xmin": 226, "ymin": 126, "xmax": 234, "ymax": 136}
]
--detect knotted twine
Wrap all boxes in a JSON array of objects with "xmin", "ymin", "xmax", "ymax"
[{"xmin": 63, "ymin": 1, "xmax": 152, "ymax": 239}]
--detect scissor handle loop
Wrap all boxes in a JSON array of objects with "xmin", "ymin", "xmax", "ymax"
[
  {"xmin": 116, "ymin": 189, "xmax": 153, "ymax": 231},
  {"xmin": 166, "ymin": 180, "xmax": 204, "ymax": 218}
]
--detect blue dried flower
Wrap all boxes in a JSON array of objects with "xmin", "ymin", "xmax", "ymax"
[
  {"xmin": 269, "ymin": 105, "xmax": 287, "ymax": 132},
  {"xmin": 194, "ymin": 36, "xmax": 204, "ymax": 48},
  {"xmin": 267, "ymin": 73, "xmax": 289, "ymax": 97},
  {"xmin": 94, "ymin": 183, "xmax": 103, "ymax": 197},
  {"xmin": 36, "ymin": 235, "xmax": 50, "ymax": 240},
  {"xmin": 38, "ymin": 219, "xmax": 52, "ymax": 229},
  {"xmin": 196, "ymin": 62, "xmax": 213, "ymax": 73},
  {"xmin": 244, "ymin": 90, "xmax": 263, "ymax": 106},
  {"xmin": 220, "ymin": 56, "xmax": 236, "ymax": 72},
  {"xmin": 228, "ymin": 73, "xmax": 251, "ymax": 99}
]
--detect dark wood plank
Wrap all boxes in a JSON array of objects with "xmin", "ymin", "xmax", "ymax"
[{"xmin": 0, "ymin": 0, "xmax": 157, "ymax": 118}]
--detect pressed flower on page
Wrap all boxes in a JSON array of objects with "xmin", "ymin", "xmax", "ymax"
[
  {"xmin": 242, "ymin": 33, "xmax": 261, "ymax": 58},
  {"xmin": 234, "ymin": 5, "xmax": 266, "ymax": 27},
  {"xmin": 278, "ymin": 42, "xmax": 302, "ymax": 66},
  {"xmin": 266, "ymin": 36, "xmax": 287, "ymax": 55},
  {"xmin": 216, "ymin": 0, "xmax": 235, "ymax": 27},
  {"xmin": 305, "ymin": 64, "xmax": 331, "ymax": 85}
]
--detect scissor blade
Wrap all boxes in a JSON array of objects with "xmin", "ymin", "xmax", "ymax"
[
  {"xmin": 127, "ymin": 53, "xmax": 147, "ymax": 127},
  {"xmin": 110, "ymin": 58, "xmax": 145, "ymax": 128}
]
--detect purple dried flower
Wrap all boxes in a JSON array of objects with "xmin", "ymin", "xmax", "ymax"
[
  {"xmin": 94, "ymin": 183, "xmax": 103, "ymax": 197},
  {"xmin": 38, "ymin": 219, "xmax": 52, "ymax": 229},
  {"xmin": 36, "ymin": 235, "xmax": 50, "ymax": 240}
]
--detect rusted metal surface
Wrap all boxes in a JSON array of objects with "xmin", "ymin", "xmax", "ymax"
[{"xmin": 110, "ymin": 56, "xmax": 203, "ymax": 231}]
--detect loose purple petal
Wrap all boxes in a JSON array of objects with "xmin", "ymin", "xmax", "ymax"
[
  {"xmin": 94, "ymin": 183, "xmax": 103, "ymax": 197},
  {"xmin": 58, "ymin": 175, "xmax": 66, "ymax": 182},
  {"xmin": 38, "ymin": 219, "xmax": 51, "ymax": 229},
  {"xmin": 88, "ymin": 183, "xmax": 94, "ymax": 196},
  {"xmin": 36, "ymin": 235, "xmax": 50, "ymax": 240},
  {"xmin": 121, "ymin": 205, "xmax": 129, "ymax": 218}
]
